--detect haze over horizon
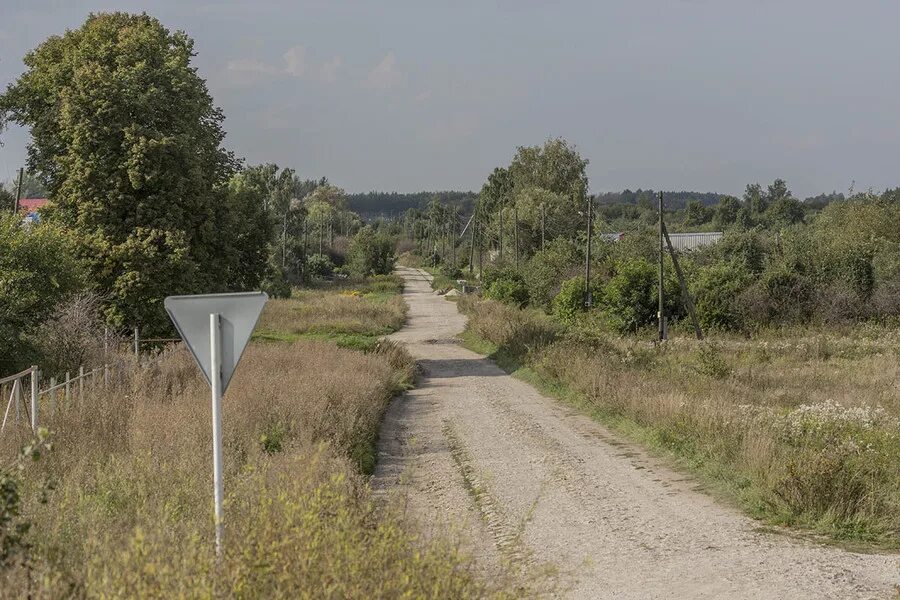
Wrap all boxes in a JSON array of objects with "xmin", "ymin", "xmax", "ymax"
[{"xmin": 1, "ymin": 0, "xmax": 898, "ymax": 198}]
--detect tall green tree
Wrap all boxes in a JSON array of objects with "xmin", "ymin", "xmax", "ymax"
[{"xmin": 0, "ymin": 13, "xmax": 265, "ymax": 332}]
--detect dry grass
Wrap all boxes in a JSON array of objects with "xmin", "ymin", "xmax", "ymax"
[
  {"xmin": 459, "ymin": 296, "xmax": 900, "ymax": 548},
  {"xmin": 0, "ymin": 340, "xmax": 518, "ymax": 597}
]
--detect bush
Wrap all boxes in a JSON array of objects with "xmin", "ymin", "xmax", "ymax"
[
  {"xmin": 692, "ymin": 262, "xmax": 751, "ymax": 330},
  {"xmin": 31, "ymin": 292, "xmax": 119, "ymax": 376},
  {"xmin": 261, "ymin": 262, "xmax": 292, "ymax": 299},
  {"xmin": 552, "ymin": 275, "xmax": 601, "ymax": 325},
  {"xmin": 714, "ymin": 230, "xmax": 768, "ymax": 274},
  {"xmin": 482, "ymin": 267, "xmax": 528, "ymax": 307},
  {"xmin": 347, "ymin": 226, "xmax": 395, "ymax": 277},
  {"xmin": 523, "ymin": 238, "xmax": 582, "ymax": 309},
  {"xmin": 306, "ymin": 253, "xmax": 335, "ymax": 279},
  {"xmin": 601, "ymin": 258, "xmax": 679, "ymax": 333}
]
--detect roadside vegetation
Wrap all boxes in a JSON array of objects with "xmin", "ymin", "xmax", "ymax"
[
  {"xmin": 0, "ymin": 334, "xmax": 520, "ymax": 597},
  {"xmin": 459, "ymin": 297, "xmax": 900, "ymax": 548},
  {"xmin": 256, "ymin": 275, "xmax": 406, "ymax": 350},
  {"xmin": 392, "ymin": 138, "xmax": 900, "ymax": 549}
]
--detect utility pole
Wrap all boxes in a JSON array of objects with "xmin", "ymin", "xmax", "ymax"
[
  {"xmin": 498, "ymin": 201, "xmax": 504, "ymax": 262},
  {"xmin": 451, "ymin": 216, "xmax": 457, "ymax": 267},
  {"xmin": 478, "ymin": 217, "xmax": 484, "ymax": 278},
  {"xmin": 658, "ymin": 191, "xmax": 666, "ymax": 341},
  {"xmin": 469, "ymin": 211, "xmax": 477, "ymax": 276},
  {"xmin": 540, "ymin": 202, "xmax": 546, "ymax": 251},
  {"xmin": 514, "ymin": 205, "xmax": 519, "ymax": 271},
  {"xmin": 584, "ymin": 194, "xmax": 593, "ymax": 307},
  {"xmin": 13, "ymin": 168, "xmax": 24, "ymax": 213},
  {"xmin": 281, "ymin": 211, "xmax": 288, "ymax": 268}
]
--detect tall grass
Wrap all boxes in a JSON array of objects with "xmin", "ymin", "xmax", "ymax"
[
  {"xmin": 459, "ymin": 296, "xmax": 900, "ymax": 548},
  {"xmin": 0, "ymin": 333, "xmax": 515, "ymax": 597}
]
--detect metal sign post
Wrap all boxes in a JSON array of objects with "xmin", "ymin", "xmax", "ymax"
[
  {"xmin": 164, "ymin": 292, "xmax": 268, "ymax": 557},
  {"xmin": 210, "ymin": 313, "xmax": 225, "ymax": 556}
]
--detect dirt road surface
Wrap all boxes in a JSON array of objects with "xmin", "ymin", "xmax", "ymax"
[{"xmin": 374, "ymin": 266, "xmax": 899, "ymax": 599}]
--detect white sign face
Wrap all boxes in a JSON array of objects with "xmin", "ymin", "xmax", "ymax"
[{"xmin": 164, "ymin": 292, "xmax": 268, "ymax": 393}]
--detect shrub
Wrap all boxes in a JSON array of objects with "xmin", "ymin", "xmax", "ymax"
[
  {"xmin": 692, "ymin": 262, "xmax": 751, "ymax": 330},
  {"xmin": 306, "ymin": 253, "xmax": 335, "ymax": 279},
  {"xmin": 552, "ymin": 276, "xmax": 601, "ymax": 325},
  {"xmin": 715, "ymin": 230, "xmax": 767, "ymax": 274},
  {"xmin": 261, "ymin": 262, "xmax": 291, "ymax": 299},
  {"xmin": 482, "ymin": 267, "xmax": 528, "ymax": 307},
  {"xmin": 601, "ymin": 258, "xmax": 679, "ymax": 333},
  {"xmin": 523, "ymin": 238, "xmax": 582, "ymax": 309},
  {"xmin": 347, "ymin": 226, "xmax": 395, "ymax": 277},
  {"xmin": 31, "ymin": 292, "xmax": 118, "ymax": 377}
]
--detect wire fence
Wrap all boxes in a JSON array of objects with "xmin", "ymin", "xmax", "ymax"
[{"xmin": 0, "ymin": 338, "xmax": 183, "ymax": 440}]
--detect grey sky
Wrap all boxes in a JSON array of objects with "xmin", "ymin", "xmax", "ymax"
[{"xmin": 1, "ymin": 0, "xmax": 898, "ymax": 197}]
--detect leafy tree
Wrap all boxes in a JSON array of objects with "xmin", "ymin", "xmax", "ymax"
[
  {"xmin": 0, "ymin": 214, "xmax": 83, "ymax": 369},
  {"xmin": 684, "ymin": 200, "xmax": 712, "ymax": 226},
  {"xmin": 347, "ymin": 226, "xmax": 395, "ymax": 276},
  {"xmin": 508, "ymin": 138, "xmax": 588, "ymax": 201},
  {"xmin": 713, "ymin": 196, "xmax": 741, "ymax": 228},
  {"xmin": 744, "ymin": 183, "xmax": 767, "ymax": 214},
  {"xmin": 0, "ymin": 13, "xmax": 265, "ymax": 333}
]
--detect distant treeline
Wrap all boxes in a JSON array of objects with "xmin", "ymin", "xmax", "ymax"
[
  {"xmin": 596, "ymin": 189, "xmax": 848, "ymax": 209},
  {"xmin": 596, "ymin": 190, "xmax": 729, "ymax": 209},
  {"xmin": 347, "ymin": 191, "xmax": 477, "ymax": 218},
  {"xmin": 349, "ymin": 188, "xmax": 848, "ymax": 219}
]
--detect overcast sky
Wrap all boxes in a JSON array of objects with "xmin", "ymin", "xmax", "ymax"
[{"xmin": 1, "ymin": 0, "xmax": 899, "ymax": 197}]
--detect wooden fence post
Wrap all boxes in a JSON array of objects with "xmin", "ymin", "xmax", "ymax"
[
  {"xmin": 78, "ymin": 366, "xmax": 84, "ymax": 401},
  {"xmin": 49, "ymin": 377, "xmax": 57, "ymax": 415},
  {"xmin": 30, "ymin": 366, "xmax": 39, "ymax": 432},
  {"xmin": 65, "ymin": 371, "xmax": 71, "ymax": 404}
]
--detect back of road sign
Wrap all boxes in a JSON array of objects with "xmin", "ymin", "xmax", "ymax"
[{"xmin": 164, "ymin": 292, "xmax": 268, "ymax": 393}]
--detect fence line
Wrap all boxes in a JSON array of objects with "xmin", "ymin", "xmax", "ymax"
[{"xmin": 1, "ymin": 341, "xmax": 184, "ymax": 440}]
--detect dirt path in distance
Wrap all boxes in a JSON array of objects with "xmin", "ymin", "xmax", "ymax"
[{"xmin": 373, "ymin": 266, "xmax": 899, "ymax": 599}]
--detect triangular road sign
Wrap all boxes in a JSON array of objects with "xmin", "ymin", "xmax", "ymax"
[{"xmin": 164, "ymin": 291, "xmax": 268, "ymax": 393}]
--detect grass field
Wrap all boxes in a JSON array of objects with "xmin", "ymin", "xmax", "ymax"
[
  {"xmin": 255, "ymin": 274, "xmax": 406, "ymax": 351},
  {"xmin": 458, "ymin": 296, "xmax": 900, "ymax": 550},
  {"xmin": 0, "ymin": 279, "xmax": 522, "ymax": 598}
]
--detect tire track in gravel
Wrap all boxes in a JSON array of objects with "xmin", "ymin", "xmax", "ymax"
[{"xmin": 373, "ymin": 266, "xmax": 900, "ymax": 600}]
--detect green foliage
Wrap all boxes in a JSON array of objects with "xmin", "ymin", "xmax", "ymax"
[
  {"xmin": 1, "ymin": 429, "xmax": 52, "ymax": 571},
  {"xmin": 347, "ymin": 226, "xmax": 396, "ymax": 277},
  {"xmin": 306, "ymin": 253, "xmax": 335, "ymax": 279},
  {"xmin": 715, "ymin": 230, "xmax": 767, "ymax": 274},
  {"xmin": 551, "ymin": 276, "xmax": 601, "ymax": 325},
  {"xmin": 0, "ymin": 13, "xmax": 267, "ymax": 334},
  {"xmin": 692, "ymin": 262, "xmax": 751, "ymax": 330},
  {"xmin": 601, "ymin": 258, "xmax": 679, "ymax": 333},
  {"xmin": 690, "ymin": 343, "xmax": 731, "ymax": 379},
  {"xmin": 261, "ymin": 262, "xmax": 291, "ymax": 299},
  {"xmin": 713, "ymin": 196, "xmax": 741, "ymax": 228},
  {"xmin": 685, "ymin": 200, "xmax": 712, "ymax": 226},
  {"xmin": 523, "ymin": 238, "xmax": 582, "ymax": 309},
  {"xmin": 482, "ymin": 267, "xmax": 528, "ymax": 307},
  {"xmin": 0, "ymin": 214, "xmax": 84, "ymax": 369}
]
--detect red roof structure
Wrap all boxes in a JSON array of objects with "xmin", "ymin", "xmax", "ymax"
[{"xmin": 17, "ymin": 198, "xmax": 49, "ymax": 213}]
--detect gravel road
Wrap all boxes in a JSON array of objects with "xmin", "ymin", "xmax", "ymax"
[{"xmin": 374, "ymin": 266, "xmax": 899, "ymax": 599}]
